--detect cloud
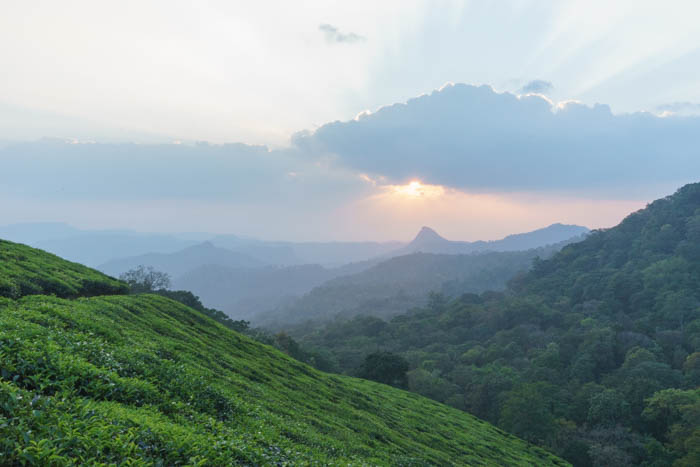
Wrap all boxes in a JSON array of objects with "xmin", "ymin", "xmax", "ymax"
[
  {"xmin": 2, "ymin": 84, "xmax": 698, "ymax": 240},
  {"xmin": 319, "ymin": 23, "xmax": 365, "ymax": 44},
  {"xmin": 0, "ymin": 139, "xmax": 383, "ymax": 239},
  {"xmin": 293, "ymin": 83, "xmax": 700, "ymax": 194},
  {"xmin": 519, "ymin": 80, "xmax": 553, "ymax": 95},
  {"xmin": 655, "ymin": 101, "xmax": 700, "ymax": 115},
  {"xmin": 0, "ymin": 140, "xmax": 368, "ymax": 205}
]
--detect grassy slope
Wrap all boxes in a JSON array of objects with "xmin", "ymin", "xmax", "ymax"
[
  {"xmin": 0, "ymin": 244, "xmax": 567, "ymax": 465},
  {"xmin": 0, "ymin": 239, "xmax": 127, "ymax": 299}
]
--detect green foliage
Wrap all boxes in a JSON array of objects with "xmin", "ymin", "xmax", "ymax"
[
  {"xmin": 643, "ymin": 388, "xmax": 700, "ymax": 466},
  {"xmin": 499, "ymin": 383, "xmax": 558, "ymax": 445},
  {"xmin": 120, "ymin": 266, "xmax": 251, "ymax": 333},
  {"xmin": 119, "ymin": 265, "xmax": 171, "ymax": 293},
  {"xmin": 0, "ymin": 242, "xmax": 566, "ymax": 465},
  {"xmin": 154, "ymin": 288, "xmax": 251, "ymax": 333},
  {"xmin": 358, "ymin": 352, "xmax": 409, "ymax": 388},
  {"xmin": 295, "ymin": 183, "xmax": 700, "ymax": 466},
  {"xmin": 154, "ymin": 287, "xmax": 332, "ymax": 368},
  {"xmin": 0, "ymin": 239, "xmax": 127, "ymax": 299}
]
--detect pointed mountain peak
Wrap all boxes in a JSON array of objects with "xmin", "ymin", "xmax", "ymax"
[{"xmin": 412, "ymin": 226, "xmax": 446, "ymax": 244}]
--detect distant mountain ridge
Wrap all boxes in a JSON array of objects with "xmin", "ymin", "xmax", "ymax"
[
  {"xmin": 260, "ymin": 236, "xmax": 584, "ymax": 329},
  {"xmin": 99, "ymin": 241, "xmax": 263, "ymax": 277},
  {"xmin": 395, "ymin": 223, "xmax": 589, "ymax": 256},
  {"xmin": 210, "ymin": 235, "xmax": 403, "ymax": 266},
  {"xmin": 1, "ymin": 221, "xmax": 588, "ymax": 269},
  {"xmin": 173, "ymin": 263, "xmax": 341, "ymax": 321},
  {"xmin": 30, "ymin": 222, "xmax": 589, "ymax": 323},
  {"xmin": 0, "ymin": 222, "xmax": 201, "ymax": 266}
]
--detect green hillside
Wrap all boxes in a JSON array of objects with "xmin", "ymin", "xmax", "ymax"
[
  {"xmin": 0, "ymin": 239, "xmax": 128, "ymax": 299},
  {"xmin": 0, "ymin": 242, "xmax": 566, "ymax": 465},
  {"xmin": 295, "ymin": 183, "xmax": 700, "ymax": 466}
]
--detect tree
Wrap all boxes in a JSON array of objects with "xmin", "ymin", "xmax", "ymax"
[
  {"xmin": 643, "ymin": 388, "xmax": 699, "ymax": 441},
  {"xmin": 274, "ymin": 332, "xmax": 305, "ymax": 361},
  {"xmin": 358, "ymin": 352, "xmax": 409, "ymax": 388},
  {"xmin": 587, "ymin": 389, "xmax": 630, "ymax": 427},
  {"xmin": 643, "ymin": 388, "xmax": 700, "ymax": 465},
  {"xmin": 119, "ymin": 265, "xmax": 171, "ymax": 293},
  {"xmin": 499, "ymin": 382, "xmax": 558, "ymax": 444}
]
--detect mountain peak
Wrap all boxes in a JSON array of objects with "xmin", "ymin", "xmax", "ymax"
[{"xmin": 411, "ymin": 226, "xmax": 447, "ymax": 244}]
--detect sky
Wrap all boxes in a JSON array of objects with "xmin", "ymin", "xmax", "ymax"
[{"xmin": 1, "ymin": 1, "xmax": 700, "ymax": 241}]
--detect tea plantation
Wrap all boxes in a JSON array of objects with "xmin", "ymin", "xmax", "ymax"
[
  {"xmin": 0, "ymin": 240, "xmax": 566, "ymax": 465},
  {"xmin": 0, "ymin": 239, "xmax": 128, "ymax": 299}
]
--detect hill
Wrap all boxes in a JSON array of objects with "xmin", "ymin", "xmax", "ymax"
[
  {"xmin": 392, "ymin": 223, "xmax": 589, "ymax": 256},
  {"xmin": 173, "ymin": 263, "xmax": 340, "ymax": 321},
  {"xmin": 0, "ymin": 222, "xmax": 83, "ymax": 245},
  {"xmin": 36, "ymin": 234, "xmax": 198, "ymax": 268},
  {"xmin": 262, "ymin": 240, "xmax": 578, "ymax": 329},
  {"xmin": 287, "ymin": 240, "xmax": 404, "ymax": 266},
  {"xmin": 296, "ymin": 183, "xmax": 700, "ymax": 466},
  {"xmin": 0, "ymin": 223, "xmax": 402, "ymax": 269},
  {"xmin": 0, "ymin": 222, "xmax": 201, "ymax": 267},
  {"xmin": 0, "ymin": 240, "xmax": 565, "ymax": 465},
  {"xmin": 98, "ymin": 241, "xmax": 263, "ymax": 278},
  {"xmin": 0, "ymin": 239, "xmax": 127, "ymax": 299},
  {"xmin": 211, "ymin": 235, "xmax": 403, "ymax": 266},
  {"xmin": 171, "ymin": 257, "xmax": 397, "ymax": 322}
]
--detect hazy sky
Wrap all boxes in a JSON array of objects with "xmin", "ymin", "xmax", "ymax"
[{"xmin": 2, "ymin": 1, "xmax": 699, "ymax": 241}]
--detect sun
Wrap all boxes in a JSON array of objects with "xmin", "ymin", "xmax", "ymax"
[
  {"xmin": 405, "ymin": 181, "xmax": 423, "ymax": 196},
  {"xmin": 390, "ymin": 180, "xmax": 445, "ymax": 199}
]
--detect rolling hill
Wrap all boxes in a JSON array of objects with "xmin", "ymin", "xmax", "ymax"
[
  {"xmin": 172, "ymin": 263, "xmax": 340, "ymax": 321},
  {"xmin": 0, "ymin": 222, "xmax": 201, "ymax": 267},
  {"xmin": 0, "ymin": 239, "xmax": 128, "ymax": 299},
  {"xmin": 0, "ymin": 239, "xmax": 566, "ymax": 465},
  {"xmin": 261, "ymin": 239, "xmax": 580, "ymax": 329},
  {"xmin": 296, "ymin": 182, "xmax": 700, "ymax": 466},
  {"xmin": 98, "ymin": 241, "xmax": 263, "ymax": 278},
  {"xmin": 210, "ymin": 235, "xmax": 403, "ymax": 266}
]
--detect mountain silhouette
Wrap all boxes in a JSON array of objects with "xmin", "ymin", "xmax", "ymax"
[{"xmin": 395, "ymin": 223, "xmax": 589, "ymax": 256}]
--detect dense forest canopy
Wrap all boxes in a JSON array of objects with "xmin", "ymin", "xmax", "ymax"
[{"xmin": 296, "ymin": 183, "xmax": 700, "ymax": 466}]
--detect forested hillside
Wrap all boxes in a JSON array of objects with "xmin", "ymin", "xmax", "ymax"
[
  {"xmin": 265, "ymin": 240, "xmax": 577, "ymax": 329},
  {"xmin": 0, "ymin": 240, "xmax": 566, "ymax": 465},
  {"xmin": 298, "ymin": 183, "xmax": 700, "ymax": 466}
]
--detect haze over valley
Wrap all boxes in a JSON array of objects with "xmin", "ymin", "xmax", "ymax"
[{"xmin": 2, "ymin": 2, "xmax": 700, "ymax": 466}]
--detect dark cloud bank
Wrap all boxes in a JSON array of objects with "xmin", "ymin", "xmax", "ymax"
[
  {"xmin": 3, "ymin": 84, "xmax": 699, "ymax": 206},
  {"xmin": 0, "ymin": 140, "xmax": 364, "ymax": 205},
  {"xmin": 294, "ymin": 84, "xmax": 700, "ymax": 192}
]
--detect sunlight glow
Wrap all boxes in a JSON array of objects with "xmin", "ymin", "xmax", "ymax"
[
  {"xmin": 344, "ymin": 186, "xmax": 646, "ymax": 242},
  {"xmin": 390, "ymin": 180, "xmax": 445, "ymax": 199}
]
